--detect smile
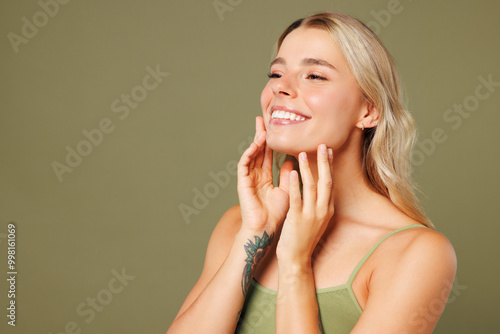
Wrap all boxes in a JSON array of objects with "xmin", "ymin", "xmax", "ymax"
[{"xmin": 271, "ymin": 110, "xmax": 307, "ymax": 121}]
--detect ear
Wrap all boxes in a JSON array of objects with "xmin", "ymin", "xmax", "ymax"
[{"xmin": 357, "ymin": 101, "xmax": 379, "ymax": 130}]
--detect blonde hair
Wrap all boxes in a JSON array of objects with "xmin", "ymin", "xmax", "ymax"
[{"xmin": 272, "ymin": 11, "xmax": 434, "ymax": 228}]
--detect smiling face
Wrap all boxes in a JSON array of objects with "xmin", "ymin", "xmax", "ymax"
[{"xmin": 260, "ymin": 26, "xmax": 368, "ymax": 156}]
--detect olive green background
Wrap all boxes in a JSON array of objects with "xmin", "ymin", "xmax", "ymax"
[{"xmin": 0, "ymin": 0, "xmax": 498, "ymax": 333}]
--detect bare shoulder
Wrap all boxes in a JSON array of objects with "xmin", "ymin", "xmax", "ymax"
[
  {"xmin": 352, "ymin": 224, "xmax": 457, "ymax": 333},
  {"xmin": 372, "ymin": 224, "xmax": 457, "ymax": 282},
  {"xmin": 393, "ymin": 225, "xmax": 456, "ymax": 271},
  {"xmin": 368, "ymin": 195, "xmax": 456, "ymax": 272},
  {"xmin": 173, "ymin": 204, "xmax": 242, "ymax": 320}
]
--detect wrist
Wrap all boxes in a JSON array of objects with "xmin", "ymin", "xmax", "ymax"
[
  {"xmin": 278, "ymin": 257, "xmax": 313, "ymax": 276},
  {"xmin": 237, "ymin": 220, "xmax": 277, "ymax": 238},
  {"xmin": 233, "ymin": 228, "xmax": 276, "ymax": 296},
  {"xmin": 239, "ymin": 213, "xmax": 283, "ymax": 235},
  {"xmin": 276, "ymin": 247, "xmax": 313, "ymax": 267},
  {"xmin": 277, "ymin": 259, "xmax": 314, "ymax": 294}
]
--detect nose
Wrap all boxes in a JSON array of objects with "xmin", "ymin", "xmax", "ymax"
[{"xmin": 271, "ymin": 74, "xmax": 297, "ymax": 98}]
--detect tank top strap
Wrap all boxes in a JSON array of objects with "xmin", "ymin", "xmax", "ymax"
[{"xmin": 346, "ymin": 224, "xmax": 427, "ymax": 286}]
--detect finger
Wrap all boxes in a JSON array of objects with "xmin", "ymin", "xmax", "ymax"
[
  {"xmin": 249, "ymin": 130, "xmax": 266, "ymax": 170},
  {"xmin": 317, "ymin": 144, "xmax": 334, "ymax": 207},
  {"xmin": 261, "ymin": 138, "xmax": 273, "ymax": 173},
  {"xmin": 327, "ymin": 148, "xmax": 335, "ymax": 211},
  {"xmin": 297, "ymin": 152, "xmax": 316, "ymax": 213},
  {"xmin": 253, "ymin": 132, "xmax": 267, "ymax": 169},
  {"xmin": 250, "ymin": 117, "xmax": 260, "ymax": 169},
  {"xmin": 252, "ymin": 116, "xmax": 258, "ymax": 141},
  {"xmin": 289, "ymin": 170, "xmax": 302, "ymax": 212},
  {"xmin": 257, "ymin": 116, "xmax": 266, "ymax": 132},
  {"xmin": 238, "ymin": 132, "xmax": 265, "ymax": 179},
  {"xmin": 253, "ymin": 117, "xmax": 267, "ymax": 168},
  {"xmin": 278, "ymin": 160, "xmax": 294, "ymax": 194},
  {"xmin": 253, "ymin": 116, "xmax": 266, "ymax": 140}
]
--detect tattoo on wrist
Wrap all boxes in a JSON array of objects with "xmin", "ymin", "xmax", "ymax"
[{"xmin": 241, "ymin": 231, "xmax": 274, "ymax": 297}]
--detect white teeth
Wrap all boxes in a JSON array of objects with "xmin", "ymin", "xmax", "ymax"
[{"xmin": 271, "ymin": 110, "xmax": 306, "ymax": 121}]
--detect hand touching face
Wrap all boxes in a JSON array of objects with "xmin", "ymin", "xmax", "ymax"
[{"xmin": 261, "ymin": 27, "xmax": 369, "ymax": 156}]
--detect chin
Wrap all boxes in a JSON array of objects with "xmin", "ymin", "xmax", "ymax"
[{"xmin": 266, "ymin": 139, "xmax": 302, "ymax": 158}]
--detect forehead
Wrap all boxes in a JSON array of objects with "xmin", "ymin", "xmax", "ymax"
[{"xmin": 276, "ymin": 27, "xmax": 342, "ymax": 62}]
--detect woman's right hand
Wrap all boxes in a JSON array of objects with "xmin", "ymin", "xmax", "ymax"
[{"xmin": 237, "ymin": 116, "xmax": 293, "ymax": 233}]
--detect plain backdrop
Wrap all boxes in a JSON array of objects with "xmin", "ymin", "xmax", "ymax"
[{"xmin": 1, "ymin": 0, "xmax": 499, "ymax": 333}]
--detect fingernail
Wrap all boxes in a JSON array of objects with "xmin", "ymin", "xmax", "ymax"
[
  {"xmin": 328, "ymin": 148, "xmax": 333, "ymax": 159},
  {"xmin": 300, "ymin": 152, "xmax": 307, "ymax": 161},
  {"xmin": 320, "ymin": 144, "xmax": 326, "ymax": 154},
  {"xmin": 290, "ymin": 170, "xmax": 298, "ymax": 179}
]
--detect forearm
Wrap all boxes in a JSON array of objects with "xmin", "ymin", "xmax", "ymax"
[
  {"xmin": 276, "ymin": 260, "xmax": 323, "ymax": 334},
  {"xmin": 168, "ymin": 228, "xmax": 274, "ymax": 334}
]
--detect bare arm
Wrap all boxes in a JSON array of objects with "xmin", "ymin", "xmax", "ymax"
[
  {"xmin": 170, "ymin": 205, "xmax": 242, "ymax": 324},
  {"xmin": 277, "ymin": 260, "xmax": 323, "ymax": 333},
  {"xmin": 168, "ymin": 207, "xmax": 275, "ymax": 333},
  {"xmin": 168, "ymin": 116, "xmax": 292, "ymax": 333},
  {"xmin": 276, "ymin": 145, "xmax": 334, "ymax": 333}
]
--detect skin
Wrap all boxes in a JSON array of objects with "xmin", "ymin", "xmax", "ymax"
[{"xmin": 167, "ymin": 27, "xmax": 457, "ymax": 334}]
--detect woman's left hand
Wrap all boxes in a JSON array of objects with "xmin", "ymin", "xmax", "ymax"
[{"xmin": 276, "ymin": 144, "xmax": 335, "ymax": 265}]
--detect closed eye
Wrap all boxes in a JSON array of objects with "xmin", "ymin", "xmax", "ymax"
[
  {"xmin": 307, "ymin": 74, "xmax": 327, "ymax": 80},
  {"xmin": 266, "ymin": 72, "xmax": 327, "ymax": 80}
]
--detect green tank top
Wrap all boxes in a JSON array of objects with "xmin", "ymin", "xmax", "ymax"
[{"xmin": 235, "ymin": 224, "xmax": 426, "ymax": 333}]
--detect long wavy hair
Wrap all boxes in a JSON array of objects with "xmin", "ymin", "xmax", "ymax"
[{"xmin": 272, "ymin": 11, "xmax": 434, "ymax": 228}]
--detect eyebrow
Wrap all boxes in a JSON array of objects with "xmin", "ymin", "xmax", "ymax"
[{"xmin": 270, "ymin": 57, "xmax": 336, "ymax": 70}]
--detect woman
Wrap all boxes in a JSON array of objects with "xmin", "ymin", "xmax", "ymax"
[{"xmin": 168, "ymin": 11, "xmax": 456, "ymax": 334}]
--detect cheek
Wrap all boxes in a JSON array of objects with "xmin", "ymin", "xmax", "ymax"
[
  {"xmin": 306, "ymin": 88, "xmax": 359, "ymax": 124},
  {"xmin": 305, "ymin": 90, "xmax": 344, "ymax": 123},
  {"xmin": 305, "ymin": 91, "xmax": 329, "ymax": 110}
]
